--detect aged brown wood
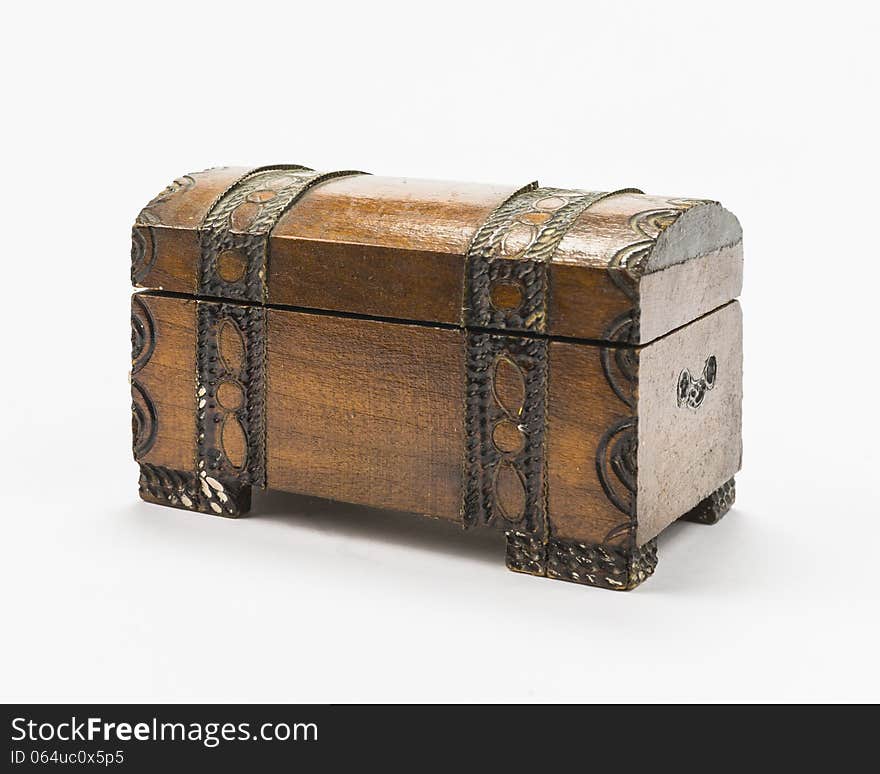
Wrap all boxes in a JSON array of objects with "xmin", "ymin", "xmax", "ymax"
[
  {"xmin": 549, "ymin": 192, "xmax": 742, "ymax": 341},
  {"xmin": 265, "ymin": 310, "xmax": 465, "ymax": 519},
  {"xmin": 547, "ymin": 338, "xmax": 633, "ymax": 546},
  {"xmin": 133, "ymin": 167, "xmax": 251, "ymax": 295},
  {"xmin": 132, "ymin": 292, "xmax": 253, "ymax": 517},
  {"xmin": 270, "ymin": 240, "xmax": 465, "ymax": 324},
  {"xmin": 131, "ymin": 292, "xmax": 197, "ymax": 472},
  {"xmin": 545, "ymin": 300, "xmax": 742, "ymax": 547},
  {"xmin": 130, "ymin": 291, "xmax": 741, "ymax": 582},
  {"xmin": 134, "ymin": 169, "xmax": 742, "ymax": 344},
  {"xmin": 130, "ymin": 165, "xmax": 745, "ymax": 591},
  {"xmin": 268, "ymin": 176, "xmax": 521, "ymax": 323}
]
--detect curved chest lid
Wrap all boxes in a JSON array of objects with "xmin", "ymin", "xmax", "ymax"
[{"xmin": 132, "ymin": 165, "xmax": 742, "ymax": 345}]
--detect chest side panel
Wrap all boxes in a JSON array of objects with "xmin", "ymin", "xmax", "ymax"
[
  {"xmin": 637, "ymin": 301, "xmax": 743, "ymax": 543},
  {"xmin": 266, "ymin": 310, "xmax": 465, "ymax": 519}
]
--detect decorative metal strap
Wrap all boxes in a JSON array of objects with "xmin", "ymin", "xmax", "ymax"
[
  {"xmin": 461, "ymin": 184, "xmax": 631, "ymax": 534},
  {"xmin": 194, "ymin": 165, "xmax": 367, "ymax": 491},
  {"xmin": 199, "ymin": 166, "xmax": 364, "ymax": 303},
  {"xmin": 463, "ymin": 185, "xmax": 632, "ymax": 333},
  {"xmin": 196, "ymin": 301, "xmax": 267, "ymax": 488},
  {"xmin": 463, "ymin": 332, "xmax": 547, "ymax": 534}
]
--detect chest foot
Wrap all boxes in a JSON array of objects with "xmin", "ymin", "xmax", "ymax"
[
  {"xmin": 506, "ymin": 531, "xmax": 658, "ymax": 591},
  {"xmin": 137, "ymin": 463, "xmax": 251, "ymax": 518},
  {"xmin": 679, "ymin": 478, "xmax": 735, "ymax": 525}
]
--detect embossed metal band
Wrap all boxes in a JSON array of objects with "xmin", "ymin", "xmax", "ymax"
[
  {"xmin": 138, "ymin": 462, "xmax": 250, "ymax": 518},
  {"xmin": 196, "ymin": 301, "xmax": 267, "ymax": 488},
  {"xmin": 198, "ymin": 166, "xmax": 364, "ymax": 303},
  {"xmin": 461, "ymin": 184, "xmax": 634, "ymax": 534},
  {"xmin": 545, "ymin": 536, "xmax": 658, "ymax": 590},
  {"xmin": 194, "ymin": 166, "xmax": 367, "ymax": 491},
  {"xmin": 505, "ymin": 531, "xmax": 658, "ymax": 589},
  {"xmin": 463, "ymin": 332, "xmax": 547, "ymax": 534},
  {"xmin": 463, "ymin": 185, "xmax": 637, "ymax": 333}
]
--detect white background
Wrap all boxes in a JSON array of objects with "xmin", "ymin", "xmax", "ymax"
[{"xmin": 2, "ymin": 1, "xmax": 877, "ymax": 702}]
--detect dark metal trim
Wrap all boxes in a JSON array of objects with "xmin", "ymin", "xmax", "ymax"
[
  {"xmin": 463, "ymin": 185, "xmax": 639, "ymax": 334},
  {"xmin": 198, "ymin": 167, "xmax": 365, "ymax": 303},
  {"xmin": 545, "ymin": 537, "xmax": 658, "ymax": 590},
  {"xmin": 463, "ymin": 332, "xmax": 547, "ymax": 534},
  {"xmin": 196, "ymin": 301, "xmax": 267, "ymax": 488},
  {"xmin": 138, "ymin": 463, "xmax": 250, "ymax": 518}
]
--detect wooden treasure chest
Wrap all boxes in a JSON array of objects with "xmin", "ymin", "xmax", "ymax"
[{"xmin": 130, "ymin": 165, "xmax": 743, "ymax": 591}]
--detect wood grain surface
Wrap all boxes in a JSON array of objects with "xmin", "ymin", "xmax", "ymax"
[
  {"xmin": 130, "ymin": 169, "xmax": 743, "ymax": 552},
  {"xmin": 133, "ymin": 292, "xmax": 743, "ymax": 549},
  {"xmin": 265, "ymin": 309, "xmax": 465, "ymax": 519},
  {"xmin": 133, "ymin": 167, "xmax": 252, "ymax": 296},
  {"xmin": 133, "ymin": 169, "xmax": 742, "ymax": 344},
  {"xmin": 547, "ymin": 339, "xmax": 634, "ymax": 545}
]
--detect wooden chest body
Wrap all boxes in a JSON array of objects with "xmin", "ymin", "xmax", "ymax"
[{"xmin": 131, "ymin": 166, "xmax": 743, "ymax": 591}]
